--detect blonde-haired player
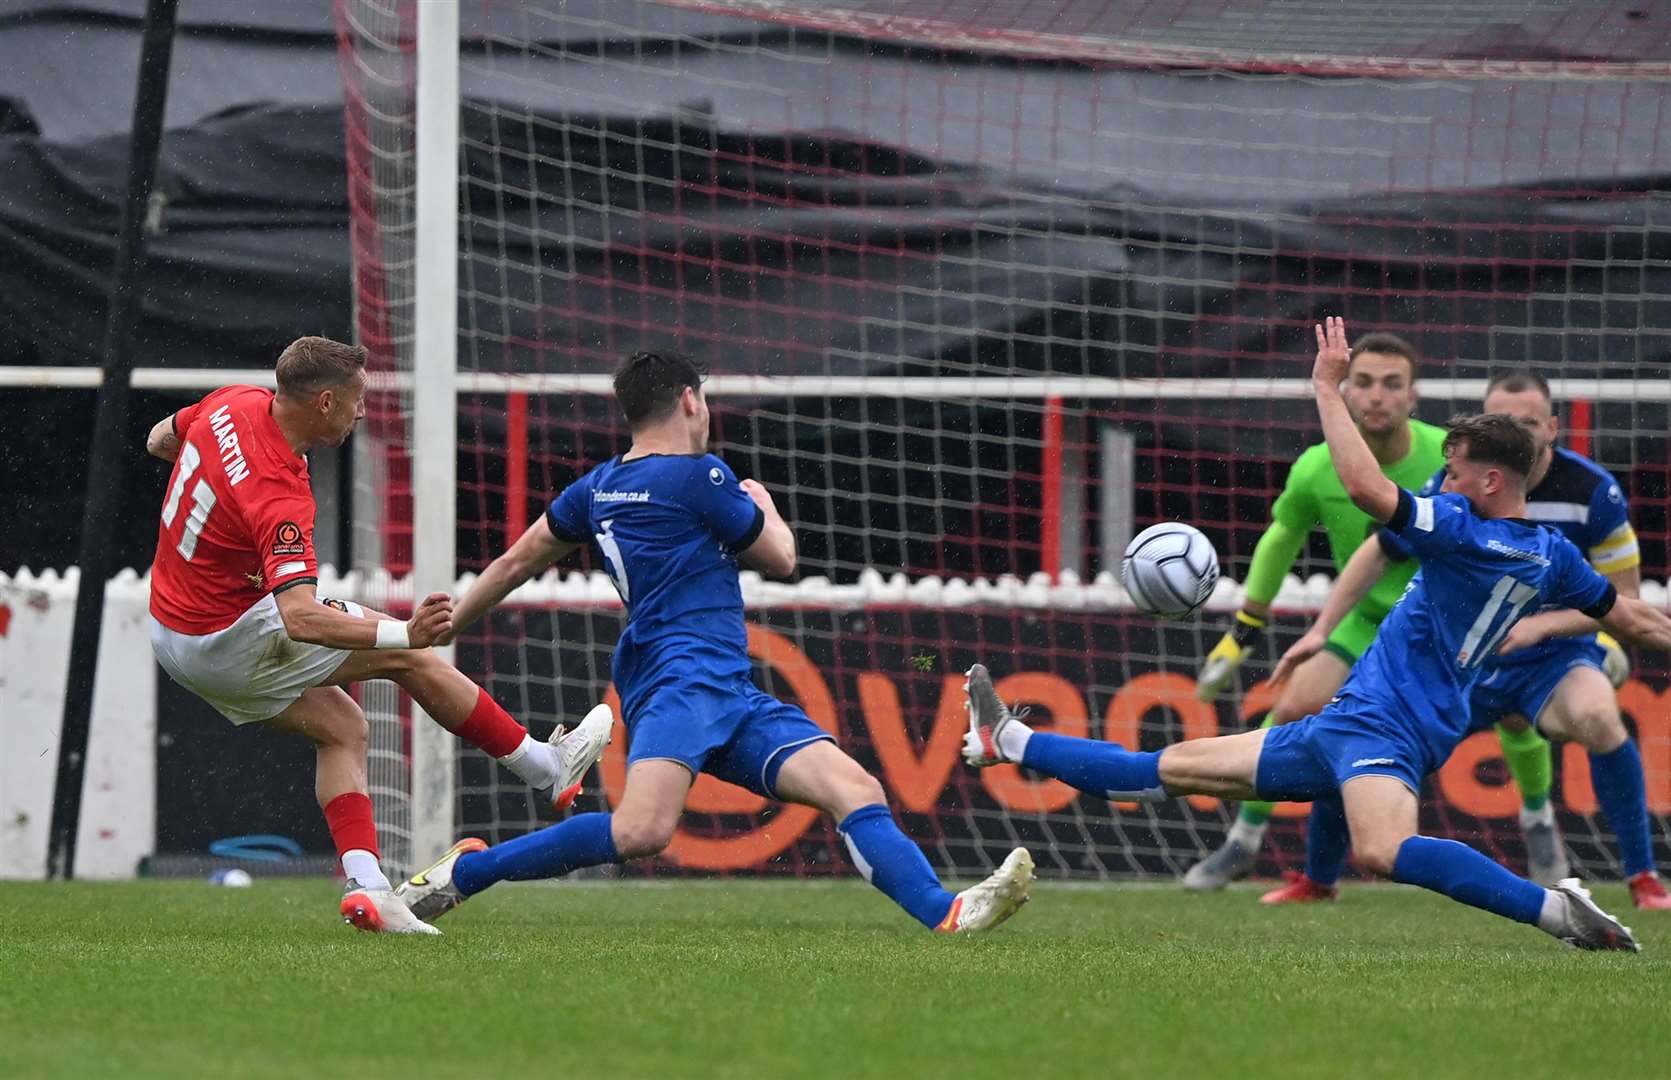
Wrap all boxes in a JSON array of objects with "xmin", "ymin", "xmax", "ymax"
[{"xmin": 145, "ymin": 336, "xmax": 609, "ymax": 933}]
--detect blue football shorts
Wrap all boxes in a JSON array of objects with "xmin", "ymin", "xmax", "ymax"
[
  {"xmin": 1467, "ymin": 639, "xmax": 1608, "ymax": 733},
  {"xmin": 624, "ymin": 675, "xmax": 834, "ymax": 799},
  {"xmin": 1255, "ymin": 704, "xmax": 1428, "ymax": 801}
]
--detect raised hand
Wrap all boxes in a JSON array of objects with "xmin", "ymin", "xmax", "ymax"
[
  {"xmin": 406, "ymin": 591, "xmax": 456, "ymax": 648},
  {"xmin": 1312, "ymin": 315, "xmax": 1351, "ymax": 388}
]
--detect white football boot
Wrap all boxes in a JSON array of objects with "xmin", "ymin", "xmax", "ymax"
[
  {"xmin": 340, "ymin": 880, "xmax": 443, "ymax": 935},
  {"xmin": 936, "ymin": 847, "xmax": 1035, "ymax": 934},
  {"xmin": 395, "ymin": 837, "xmax": 489, "ymax": 924},
  {"xmin": 1547, "ymin": 878, "xmax": 1640, "ymax": 952},
  {"xmin": 547, "ymin": 703, "xmax": 614, "ymax": 811}
]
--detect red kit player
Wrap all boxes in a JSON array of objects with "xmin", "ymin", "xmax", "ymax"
[{"xmin": 144, "ymin": 336, "xmax": 610, "ymax": 934}]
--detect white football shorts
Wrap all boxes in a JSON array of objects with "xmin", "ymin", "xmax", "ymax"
[{"xmin": 150, "ymin": 592, "xmax": 363, "ymax": 725}]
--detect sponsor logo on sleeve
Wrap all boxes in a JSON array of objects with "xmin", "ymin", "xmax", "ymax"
[
  {"xmin": 709, "ymin": 467, "xmax": 724, "ymax": 485},
  {"xmin": 273, "ymin": 560, "xmax": 308, "ymax": 578},
  {"xmin": 320, "ymin": 598, "xmax": 349, "ymax": 613},
  {"xmin": 271, "ymin": 521, "xmax": 306, "ymax": 556}
]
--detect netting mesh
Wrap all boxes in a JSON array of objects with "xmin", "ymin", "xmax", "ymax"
[
  {"xmin": 337, "ymin": 0, "xmax": 421, "ymax": 871},
  {"xmin": 337, "ymin": 0, "xmax": 1671, "ymax": 881}
]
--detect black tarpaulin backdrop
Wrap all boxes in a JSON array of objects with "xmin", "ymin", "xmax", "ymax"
[{"xmin": 4, "ymin": 102, "xmax": 1669, "ymax": 379}]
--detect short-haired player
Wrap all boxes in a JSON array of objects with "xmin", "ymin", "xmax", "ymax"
[
  {"xmin": 394, "ymin": 351, "xmax": 1033, "ymax": 932},
  {"xmin": 1190, "ymin": 341, "xmax": 1568, "ymax": 897},
  {"xmin": 146, "ymin": 336, "xmax": 610, "ymax": 934},
  {"xmin": 963, "ymin": 318, "xmax": 1671, "ymax": 950},
  {"xmin": 1271, "ymin": 367, "xmax": 1670, "ymax": 908}
]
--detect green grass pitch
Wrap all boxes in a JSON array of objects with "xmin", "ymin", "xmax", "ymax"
[{"xmin": 2, "ymin": 879, "xmax": 1664, "ymax": 1078}]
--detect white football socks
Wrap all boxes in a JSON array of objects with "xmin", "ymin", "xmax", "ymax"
[
  {"xmin": 1536, "ymin": 888, "xmax": 1567, "ymax": 936},
  {"xmin": 342, "ymin": 849, "xmax": 392, "ymax": 892},
  {"xmin": 499, "ymin": 733, "xmax": 560, "ymax": 790},
  {"xmin": 997, "ymin": 718, "xmax": 1034, "ymax": 762}
]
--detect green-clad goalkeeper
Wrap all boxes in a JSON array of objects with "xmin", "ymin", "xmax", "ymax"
[{"xmin": 1186, "ymin": 332, "xmax": 1558, "ymax": 894}]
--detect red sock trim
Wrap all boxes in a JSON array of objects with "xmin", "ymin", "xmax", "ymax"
[
  {"xmin": 453, "ymin": 687, "xmax": 528, "ymax": 759},
  {"xmin": 323, "ymin": 792, "xmax": 378, "ymax": 860}
]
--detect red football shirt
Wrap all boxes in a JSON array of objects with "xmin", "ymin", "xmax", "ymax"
[{"xmin": 148, "ymin": 385, "xmax": 320, "ymax": 634}]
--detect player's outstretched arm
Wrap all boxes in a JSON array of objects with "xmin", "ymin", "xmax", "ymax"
[
  {"xmin": 1270, "ymin": 537, "xmax": 1389, "ymax": 683},
  {"xmin": 145, "ymin": 415, "xmax": 182, "ymax": 462},
  {"xmin": 275, "ymin": 582, "xmax": 453, "ymax": 650},
  {"xmin": 738, "ymin": 478, "xmax": 796, "ymax": 579},
  {"xmin": 1312, "ymin": 316, "xmax": 1399, "ymax": 523},
  {"xmin": 1497, "ymin": 563, "xmax": 1638, "ymax": 686},
  {"xmin": 1499, "ymin": 563, "xmax": 1640, "ymax": 653},
  {"xmin": 1597, "ymin": 594, "xmax": 1671, "ymax": 653},
  {"xmin": 446, "ymin": 516, "xmax": 579, "ymax": 644}
]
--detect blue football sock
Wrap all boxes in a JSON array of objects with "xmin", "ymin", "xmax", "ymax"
[
  {"xmin": 838, "ymin": 804, "xmax": 955, "ymax": 929},
  {"xmin": 1304, "ymin": 796, "xmax": 1350, "ymax": 887},
  {"xmin": 1590, "ymin": 741, "xmax": 1653, "ymax": 877},
  {"xmin": 1020, "ymin": 732, "xmax": 1166, "ymax": 801},
  {"xmin": 1390, "ymin": 835, "xmax": 1545, "ymax": 925},
  {"xmin": 452, "ymin": 812, "xmax": 620, "ymax": 896}
]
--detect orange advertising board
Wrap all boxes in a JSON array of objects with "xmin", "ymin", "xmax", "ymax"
[{"xmin": 546, "ymin": 613, "xmax": 1671, "ymax": 873}]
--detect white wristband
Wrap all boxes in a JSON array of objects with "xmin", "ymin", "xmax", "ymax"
[{"xmin": 375, "ymin": 620, "xmax": 411, "ymax": 649}]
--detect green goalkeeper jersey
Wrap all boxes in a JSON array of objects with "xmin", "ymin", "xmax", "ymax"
[{"xmin": 1268, "ymin": 418, "xmax": 1448, "ymax": 622}]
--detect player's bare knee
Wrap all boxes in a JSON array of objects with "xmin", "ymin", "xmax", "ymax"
[
  {"xmin": 1349, "ymin": 823, "xmax": 1417, "ymax": 878},
  {"xmin": 826, "ymin": 770, "xmax": 886, "ymax": 818},
  {"xmin": 611, "ymin": 815, "xmax": 675, "ymax": 859},
  {"xmin": 1570, "ymin": 706, "xmax": 1627, "ymax": 754},
  {"xmin": 1354, "ymin": 841, "xmax": 1402, "ymax": 878},
  {"xmin": 378, "ymin": 644, "xmax": 432, "ymax": 679},
  {"xmin": 318, "ymin": 701, "xmax": 368, "ymax": 753}
]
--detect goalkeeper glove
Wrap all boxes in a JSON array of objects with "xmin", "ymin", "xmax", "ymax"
[
  {"xmin": 1596, "ymin": 630, "xmax": 1631, "ymax": 690},
  {"xmin": 1196, "ymin": 609, "xmax": 1268, "ymax": 702}
]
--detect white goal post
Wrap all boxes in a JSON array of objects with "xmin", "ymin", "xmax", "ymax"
[{"xmin": 407, "ymin": 0, "xmax": 462, "ymax": 875}]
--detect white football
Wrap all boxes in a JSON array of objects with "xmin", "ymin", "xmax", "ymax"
[{"xmin": 1121, "ymin": 522, "xmax": 1220, "ymax": 620}]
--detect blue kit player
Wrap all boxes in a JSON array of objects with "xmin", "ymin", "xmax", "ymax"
[
  {"xmin": 395, "ymin": 350, "xmax": 1033, "ymax": 932},
  {"xmin": 962, "ymin": 317, "xmax": 1671, "ymax": 950},
  {"xmin": 1272, "ymin": 368, "xmax": 1670, "ymax": 908}
]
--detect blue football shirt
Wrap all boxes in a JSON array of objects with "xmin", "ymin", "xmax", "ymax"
[
  {"xmin": 1337, "ymin": 489, "xmax": 1615, "ymax": 772},
  {"xmin": 1385, "ymin": 446, "xmax": 1634, "ymax": 671},
  {"xmin": 546, "ymin": 453, "xmax": 766, "ymax": 716}
]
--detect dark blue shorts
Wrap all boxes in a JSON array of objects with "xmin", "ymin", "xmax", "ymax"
[
  {"xmin": 1255, "ymin": 706, "xmax": 1427, "ymax": 801},
  {"xmin": 1468, "ymin": 639, "xmax": 1607, "ymax": 732},
  {"xmin": 625, "ymin": 677, "xmax": 833, "ymax": 799}
]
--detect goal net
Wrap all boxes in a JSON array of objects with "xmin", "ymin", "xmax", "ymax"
[{"xmin": 335, "ymin": 0, "xmax": 1671, "ymax": 882}]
